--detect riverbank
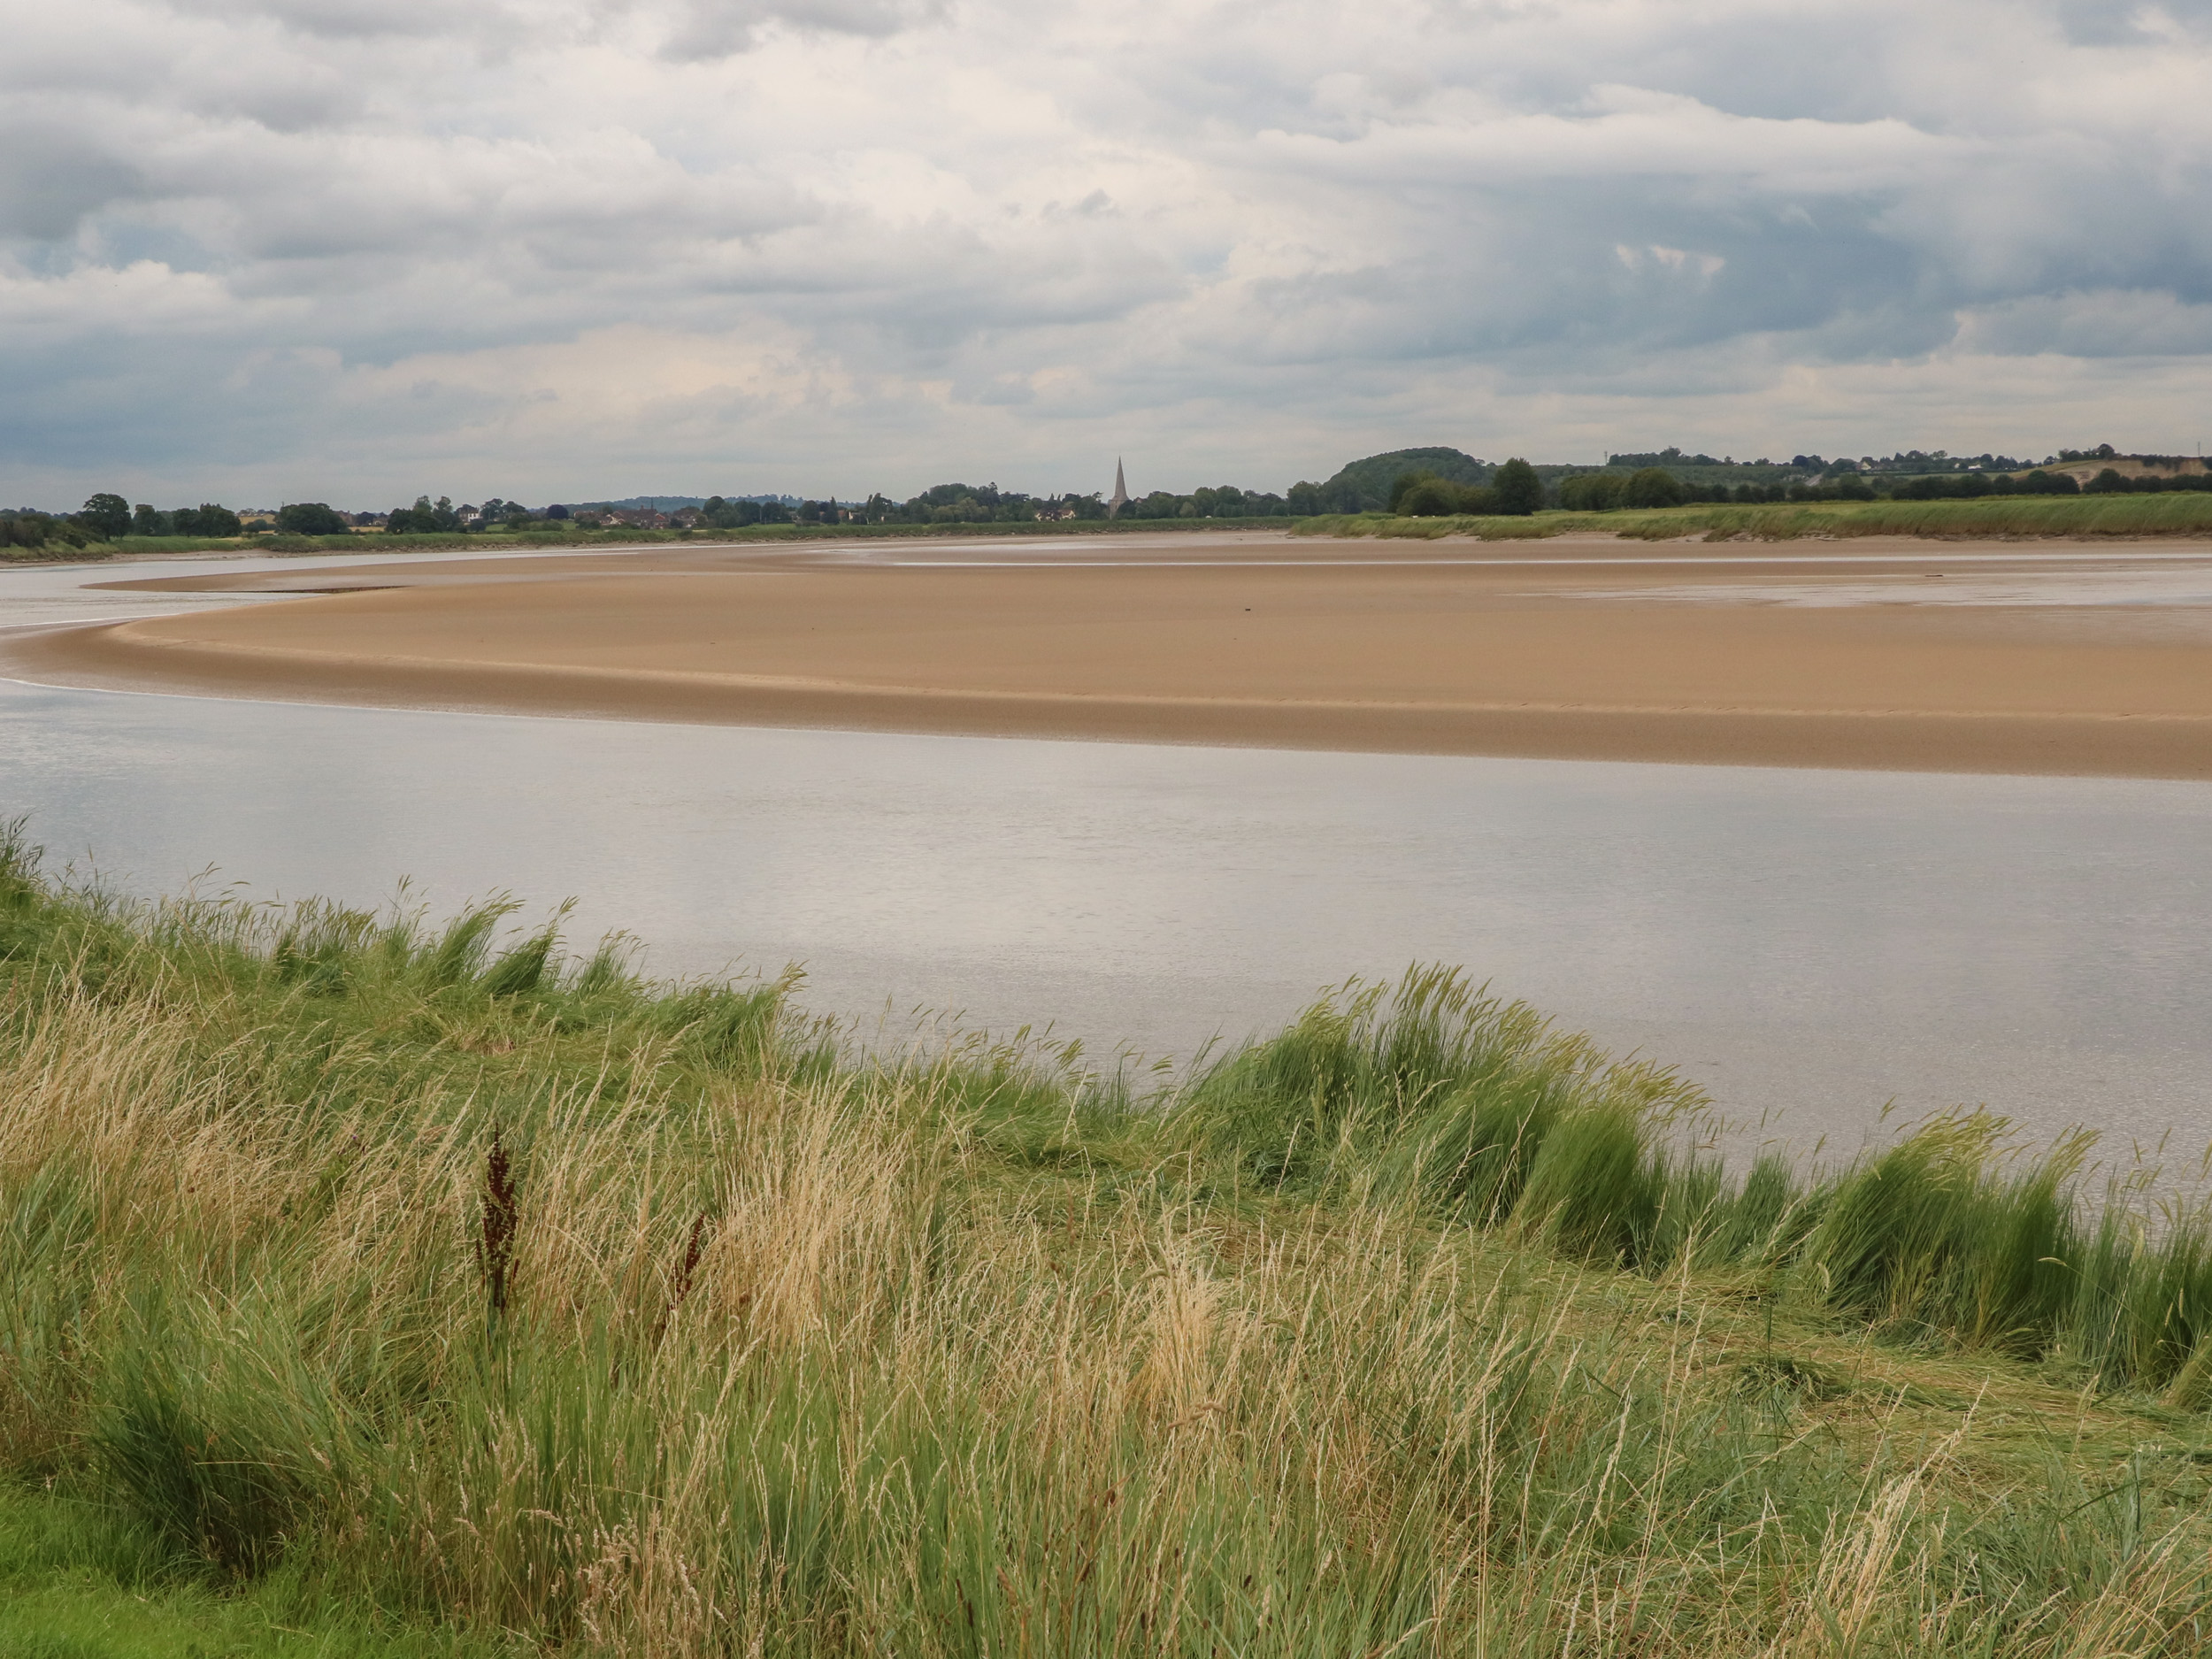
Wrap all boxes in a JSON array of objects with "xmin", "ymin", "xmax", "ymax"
[
  {"xmin": 1304, "ymin": 489, "xmax": 2212, "ymax": 541},
  {"xmin": 14, "ymin": 533, "xmax": 2212, "ymax": 778},
  {"xmin": 3, "ymin": 836, "xmax": 2210, "ymax": 1654}
]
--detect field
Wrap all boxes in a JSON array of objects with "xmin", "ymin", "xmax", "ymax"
[
  {"xmin": 4, "ymin": 826, "xmax": 2212, "ymax": 1655},
  {"xmin": 1303, "ymin": 492, "xmax": 2212, "ymax": 541}
]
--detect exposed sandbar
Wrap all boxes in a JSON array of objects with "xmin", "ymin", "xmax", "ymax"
[{"xmin": 14, "ymin": 532, "xmax": 2212, "ymax": 777}]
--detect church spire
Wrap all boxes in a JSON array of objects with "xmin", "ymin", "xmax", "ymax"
[{"xmin": 1109, "ymin": 457, "xmax": 1131, "ymax": 518}]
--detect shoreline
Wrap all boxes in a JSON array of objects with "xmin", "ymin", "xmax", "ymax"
[{"xmin": 11, "ymin": 531, "xmax": 2212, "ymax": 778}]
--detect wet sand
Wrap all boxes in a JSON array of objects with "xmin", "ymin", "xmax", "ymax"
[{"xmin": 14, "ymin": 531, "xmax": 2212, "ymax": 776}]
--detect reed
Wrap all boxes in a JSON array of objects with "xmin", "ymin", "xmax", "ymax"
[{"xmin": 4, "ymin": 825, "xmax": 2212, "ymax": 1654}]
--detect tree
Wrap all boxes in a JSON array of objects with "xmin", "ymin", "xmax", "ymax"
[
  {"xmin": 387, "ymin": 495, "xmax": 461, "ymax": 534},
  {"xmin": 1491, "ymin": 457, "xmax": 1542, "ymax": 516},
  {"xmin": 1386, "ymin": 471, "xmax": 1433, "ymax": 514},
  {"xmin": 1624, "ymin": 467, "xmax": 1685, "ymax": 509},
  {"xmin": 1399, "ymin": 478, "xmax": 1460, "ymax": 516},
  {"xmin": 131, "ymin": 503, "xmax": 170, "ymax": 537},
  {"xmin": 278, "ymin": 502, "xmax": 351, "ymax": 535},
  {"xmin": 1558, "ymin": 473, "xmax": 1625, "ymax": 511},
  {"xmin": 77, "ymin": 493, "xmax": 131, "ymax": 540},
  {"xmin": 173, "ymin": 503, "xmax": 242, "ymax": 537}
]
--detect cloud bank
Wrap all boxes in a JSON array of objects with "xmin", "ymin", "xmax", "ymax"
[{"xmin": 4, "ymin": 0, "xmax": 2210, "ymax": 504}]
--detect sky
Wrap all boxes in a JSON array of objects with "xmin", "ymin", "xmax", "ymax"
[{"xmin": 5, "ymin": 0, "xmax": 2212, "ymax": 508}]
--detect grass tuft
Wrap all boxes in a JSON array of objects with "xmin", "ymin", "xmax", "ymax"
[{"xmin": 4, "ymin": 840, "xmax": 2212, "ymax": 1652}]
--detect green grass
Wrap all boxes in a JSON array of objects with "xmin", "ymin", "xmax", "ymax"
[
  {"xmin": 6, "ymin": 821, "xmax": 2212, "ymax": 1654},
  {"xmin": 1303, "ymin": 491, "xmax": 2212, "ymax": 542},
  {"xmin": 0, "ymin": 1485, "xmax": 517, "ymax": 1657},
  {"xmin": 14, "ymin": 493, "xmax": 2212, "ymax": 571}
]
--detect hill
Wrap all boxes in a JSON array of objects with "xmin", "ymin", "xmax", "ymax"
[{"xmin": 1311, "ymin": 446, "xmax": 1491, "ymax": 512}]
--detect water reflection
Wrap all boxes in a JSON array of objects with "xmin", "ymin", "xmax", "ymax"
[{"xmin": 3, "ymin": 674, "xmax": 2208, "ymax": 1169}]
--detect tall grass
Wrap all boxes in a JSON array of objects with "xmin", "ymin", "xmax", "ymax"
[
  {"xmin": 1302, "ymin": 491, "xmax": 2212, "ymax": 543},
  {"xmin": 4, "ymin": 824, "xmax": 2212, "ymax": 1653}
]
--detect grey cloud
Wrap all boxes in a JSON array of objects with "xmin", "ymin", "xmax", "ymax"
[
  {"xmin": 0, "ymin": 123, "xmax": 143, "ymax": 239},
  {"xmin": 7, "ymin": 0, "xmax": 2212, "ymax": 504},
  {"xmin": 169, "ymin": 0, "xmax": 542, "ymax": 42},
  {"xmin": 658, "ymin": 0, "xmax": 944, "ymax": 58}
]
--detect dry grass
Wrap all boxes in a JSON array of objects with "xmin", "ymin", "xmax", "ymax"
[{"xmin": 4, "ymin": 836, "xmax": 2212, "ymax": 1654}]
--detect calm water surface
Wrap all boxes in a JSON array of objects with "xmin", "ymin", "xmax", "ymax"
[
  {"xmin": 4, "ymin": 545, "xmax": 2210, "ymax": 1169},
  {"xmin": 2, "ymin": 672, "xmax": 2208, "ymax": 1166}
]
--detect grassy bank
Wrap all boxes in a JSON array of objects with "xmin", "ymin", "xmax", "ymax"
[
  {"xmin": 4, "ymin": 828, "xmax": 2212, "ymax": 1655},
  {"xmin": 1303, "ymin": 492, "xmax": 2212, "ymax": 543},
  {"xmin": 0, "ymin": 518, "xmax": 1307, "ymax": 566},
  {"xmin": 19, "ymin": 495, "xmax": 2212, "ymax": 569}
]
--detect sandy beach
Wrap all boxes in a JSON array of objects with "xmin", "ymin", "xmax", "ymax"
[{"xmin": 13, "ymin": 529, "xmax": 2212, "ymax": 777}]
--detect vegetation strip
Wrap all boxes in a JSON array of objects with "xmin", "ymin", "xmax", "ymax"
[{"xmin": 4, "ymin": 824, "xmax": 2212, "ymax": 1653}]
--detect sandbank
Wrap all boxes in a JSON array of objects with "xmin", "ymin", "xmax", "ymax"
[{"xmin": 12, "ymin": 530, "xmax": 2212, "ymax": 777}]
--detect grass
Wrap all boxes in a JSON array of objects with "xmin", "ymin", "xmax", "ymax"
[
  {"xmin": 1302, "ymin": 492, "xmax": 2212, "ymax": 542},
  {"xmin": 0, "ymin": 1485, "xmax": 516, "ymax": 1657},
  {"xmin": 0, "ymin": 518, "xmax": 1313, "ymax": 565},
  {"xmin": 5, "ymin": 821, "xmax": 2212, "ymax": 1654},
  {"xmin": 19, "ymin": 495, "xmax": 2210, "ymax": 570}
]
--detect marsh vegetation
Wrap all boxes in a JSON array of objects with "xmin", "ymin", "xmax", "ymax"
[
  {"xmin": 4, "ymin": 826, "xmax": 2212, "ymax": 1654},
  {"xmin": 1305, "ymin": 490, "xmax": 2212, "ymax": 542}
]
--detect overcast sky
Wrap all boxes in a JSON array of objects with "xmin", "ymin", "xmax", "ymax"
[{"xmin": 5, "ymin": 0, "xmax": 2211, "ymax": 507}]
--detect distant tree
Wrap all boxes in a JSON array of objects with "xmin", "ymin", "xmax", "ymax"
[
  {"xmin": 546, "ymin": 503, "xmax": 570, "ymax": 520},
  {"xmin": 1386, "ymin": 471, "xmax": 1434, "ymax": 514},
  {"xmin": 387, "ymin": 495, "xmax": 462, "ymax": 534},
  {"xmin": 1624, "ymin": 467, "xmax": 1686, "ymax": 509},
  {"xmin": 2085, "ymin": 468, "xmax": 2130, "ymax": 495},
  {"xmin": 0, "ymin": 514, "xmax": 53, "ymax": 549},
  {"xmin": 1286, "ymin": 480, "xmax": 1323, "ymax": 515},
  {"xmin": 1321, "ymin": 448, "xmax": 1489, "ymax": 512},
  {"xmin": 1558, "ymin": 473, "xmax": 1625, "ymax": 512},
  {"xmin": 1399, "ymin": 478, "xmax": 1459, "ymax": 516},
  {"xmin": 130, "ymin": 503, "xmax": 170, "ymax": 537},
  {"xmin": 77, "ymin": 493, "xmax": 131, "ymax": 540},
  {"xmin": 278, "ymin": 502, "xmax": 351, "ymax": 535},
  {"xmin": 1491, "ymin": 457, "xmax": 1542, "ymax": 516},
  {"xmin": 172, "ymin": 503, "xmax": 242, "ymax": 536}
]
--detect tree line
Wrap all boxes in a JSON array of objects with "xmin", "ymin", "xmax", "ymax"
[
  {"xmin": 1384, "ymin": 459, "xmax": 1545, "ymax": 516},
  {"xmin": 14, "ymin": 446, "xmax": 2204, "ymax": 552}
]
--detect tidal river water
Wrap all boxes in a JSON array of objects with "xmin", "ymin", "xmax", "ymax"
[{"xmin": 4, "ymin": 548, "xmax": 2211, "ymax": 1172}]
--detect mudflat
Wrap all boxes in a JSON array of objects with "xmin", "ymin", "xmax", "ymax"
[{"xmin": 15, "ymin": 530, "xmax": 2212, "ymax": 776}]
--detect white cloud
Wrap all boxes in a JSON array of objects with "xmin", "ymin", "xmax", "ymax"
[{"xmin": 4, "ymin": 0, "xmax": 2212, "ymax": 506}]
